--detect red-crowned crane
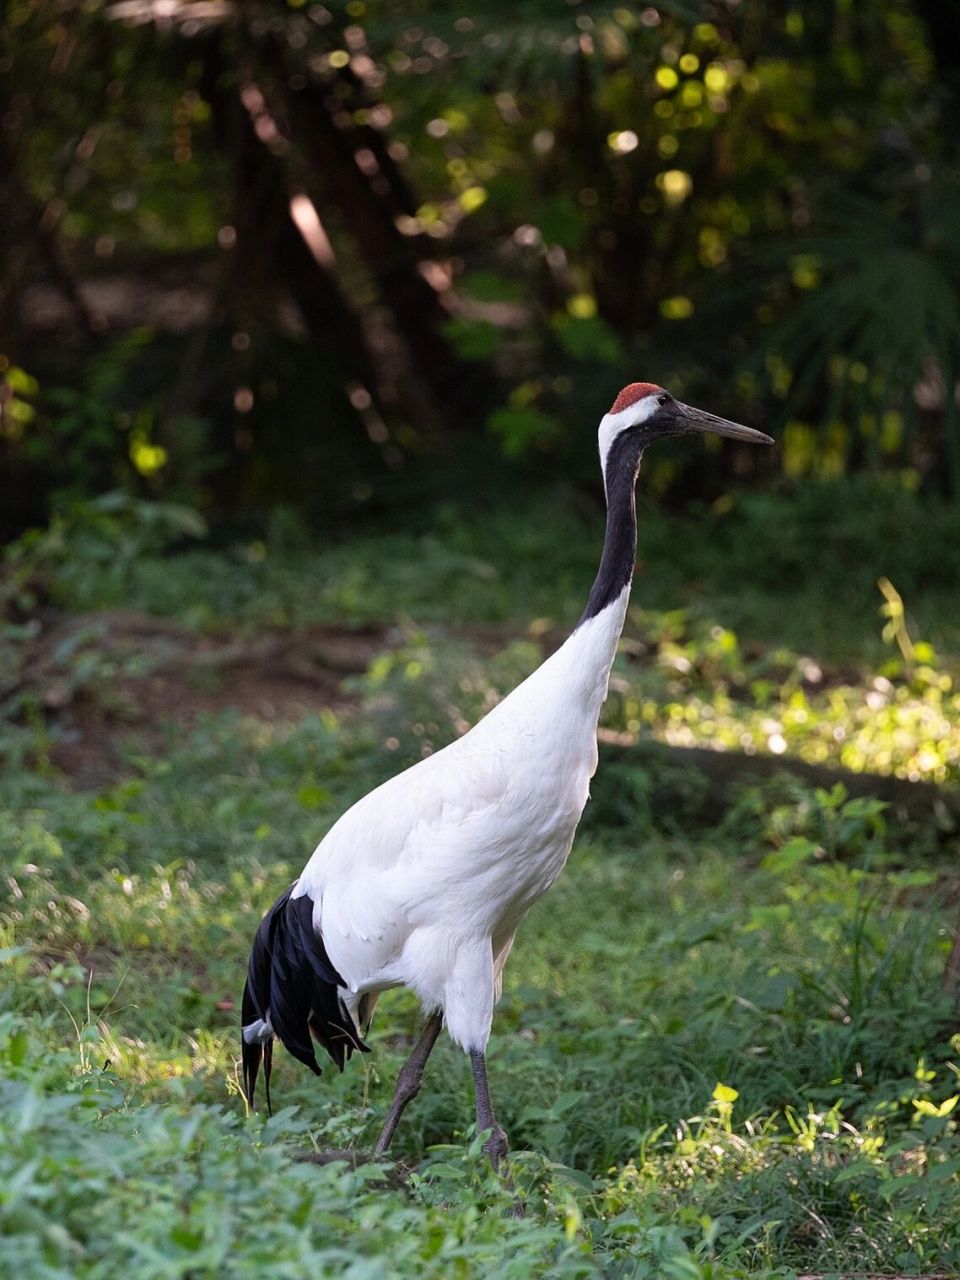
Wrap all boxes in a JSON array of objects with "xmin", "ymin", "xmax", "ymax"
[{"xmin": 241, "ymin": 383, "xmax": 772, "ymax": 1167}]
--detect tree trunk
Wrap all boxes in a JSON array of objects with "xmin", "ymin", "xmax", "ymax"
[
  {"xmin": 249, "ymin": 31, "xmax": 472, "ymax": 415},
  {"xmin": 194, "ymin": 29, "xmax": 381, "ymax": 391}
]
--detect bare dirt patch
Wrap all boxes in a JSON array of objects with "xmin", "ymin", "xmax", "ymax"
[{"xmin": 9, "ymin": 609, "xmax": 397, "ymax": 788}]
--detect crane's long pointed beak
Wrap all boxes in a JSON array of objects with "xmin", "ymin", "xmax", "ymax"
[{"xmin": 676, "ymin": 402, "xmax": 774, "ymax": 445}]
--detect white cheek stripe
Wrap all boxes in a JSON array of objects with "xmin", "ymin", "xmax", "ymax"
[{"xmin": 597, "ymin": 396, "xmax": 659, "ymax": 475}]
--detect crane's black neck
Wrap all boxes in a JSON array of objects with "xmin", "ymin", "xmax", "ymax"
[{"xmin": 578, "ymin": 431, "xmax": 643, "ymax": 625}]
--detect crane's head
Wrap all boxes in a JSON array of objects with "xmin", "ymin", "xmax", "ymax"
[{"xmin": 598, "ymin": 382, "xmax": 773, "ymax": 477}]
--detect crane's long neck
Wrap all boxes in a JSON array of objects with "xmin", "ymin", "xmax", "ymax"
[
  {"xmin": 553, "ymin": 432, "xmax": 642, "ymax": 723},
  {"xmin": 480, "ymin": 432, "xmax": 642, "ymax": 743},
  {"xmin": 580, "ymin": 433, "xmax": 641, "ymax": 626}
]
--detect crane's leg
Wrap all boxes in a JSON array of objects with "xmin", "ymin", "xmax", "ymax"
[
  {"xmin": 373, "ymin": 1009, "xmax": 443, "ymax": 1156},
  {"xmin": 470, "ymin": 1048, "xmax": 509, "ymax": 1171}
]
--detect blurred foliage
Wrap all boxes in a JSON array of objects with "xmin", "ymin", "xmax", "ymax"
[{"xmin": 2, "ymin": 0, "xmax": 960, "ymax": 531}]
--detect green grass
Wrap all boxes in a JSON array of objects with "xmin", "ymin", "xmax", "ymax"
[
  {"xmin": 3, "ymin": 709, "xmax": 960, "ymax": 1275},
  {"xmin": 13, "ymin": 476, "xmax": 960, "ymax": 662},
  {"xmin": 4, "ymin": 486, "xmax": 960, "ymax": 1275}
]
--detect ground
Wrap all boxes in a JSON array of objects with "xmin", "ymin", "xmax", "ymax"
[{"xmin": 3, "ymin": 487, "xmax": 960, "ymax": 1277}]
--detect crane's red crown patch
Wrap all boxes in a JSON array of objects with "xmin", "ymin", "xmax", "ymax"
[{"xmin": 610, "ymin": 382, "xmax": 664, "ymax": 414}]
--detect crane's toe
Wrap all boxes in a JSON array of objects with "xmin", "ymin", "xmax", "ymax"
[{"xmin": 483, "ymin": 1123, "xmax": 509, "ymax": 1171}]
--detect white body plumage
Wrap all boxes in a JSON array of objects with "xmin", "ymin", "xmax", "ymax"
[{"xmin": 292, "ymin": 586, "xmax": 629, "ymax": 1053}]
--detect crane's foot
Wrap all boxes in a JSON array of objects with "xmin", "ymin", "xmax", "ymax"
[
  {"xmin": 483, "ymin": 1124, "xmax": 509, "ymax": 1172},
  {"xmin": 481, "ymin": 1126, "xmax": 524, "ymax": 1216}
]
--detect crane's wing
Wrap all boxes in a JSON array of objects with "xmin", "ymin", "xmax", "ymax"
[{"xmin": 294, "ymin": 743, "xmax": 515, "ymax": 985}]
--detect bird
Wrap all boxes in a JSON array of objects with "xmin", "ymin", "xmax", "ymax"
[{"xmin": 240, "ymin": 383, "xmax": 772, "ymax": 1168}]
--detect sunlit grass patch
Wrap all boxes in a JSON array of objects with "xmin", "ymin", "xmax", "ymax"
[{"xmin": 600, "ymin": 603, "xmax": 960, "ymax": 784}]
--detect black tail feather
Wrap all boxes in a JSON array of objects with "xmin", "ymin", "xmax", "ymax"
[
  {"xmin": 240, "ymin": 986, "xmax": 277, "ymax": 1114},
  {"xmin": 241, "ymin": 975, "xmax": 265, "ymax": 1108},
  {"xmin": 262, "ymin": 1037, "xmax": 273, "ymax": 1115},
  {"xmin": 240, "ymin": 887, "xmax": 370, "ymax": 1109}
]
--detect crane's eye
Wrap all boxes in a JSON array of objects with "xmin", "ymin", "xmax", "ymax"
[{"xmin": 657, "ymin": 394, "xmax": 669, "ymax": 407}]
